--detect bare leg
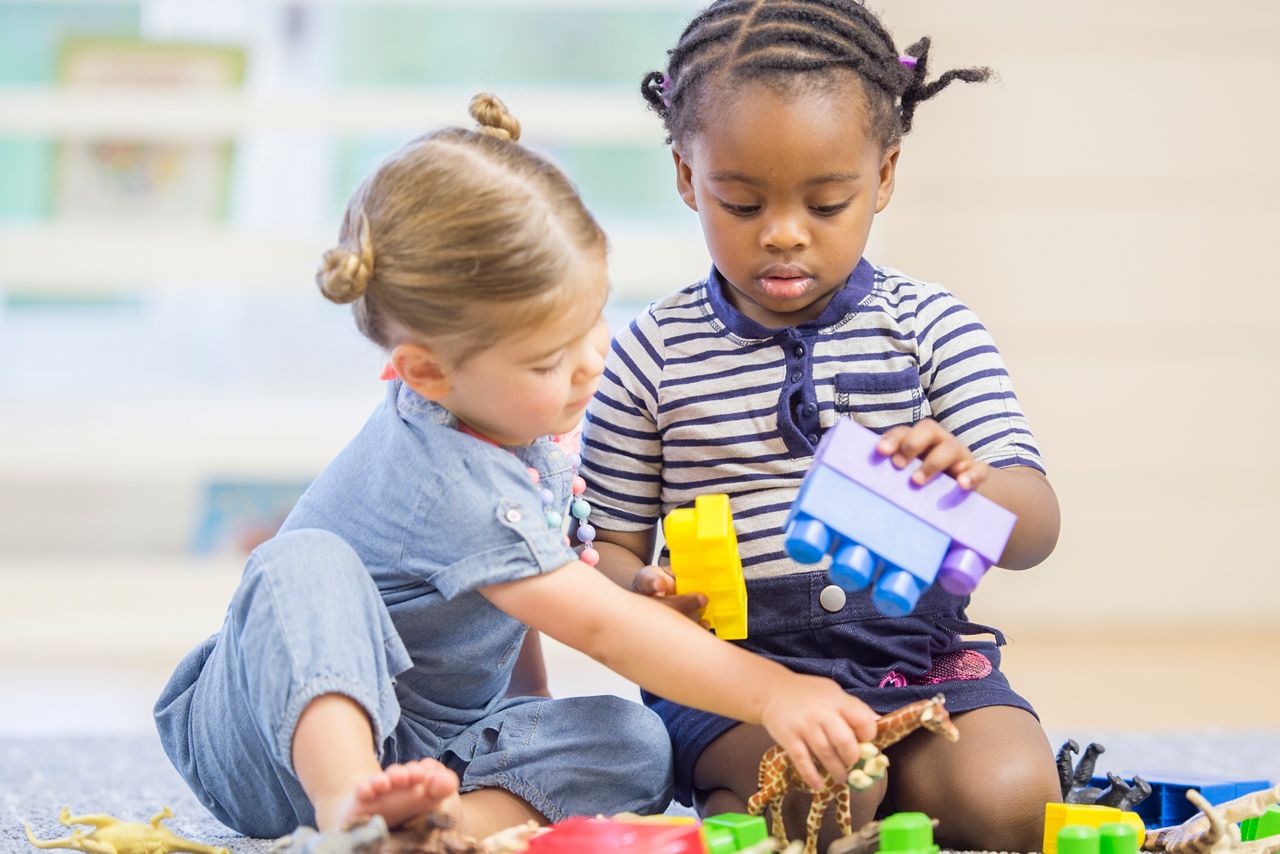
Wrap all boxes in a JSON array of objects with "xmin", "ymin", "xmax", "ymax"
[
  {"xmin": 886, "ymin": 706, "xmax": 1060, "ymax": 852},
  {"xmin": 457, "ymin": 789, "xmax": 546, "ymax": 839},
  {"xmin": 292, "ymin": 693, "xmax": 459, "ymax": 831},
  {"xmin": 693, "ymin": 723, "xmax": 886, "ymax": 849}
]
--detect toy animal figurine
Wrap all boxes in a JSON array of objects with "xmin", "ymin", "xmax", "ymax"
[
  {"xmin": 22, "ymin": 806, "xmax": 230, "ymax": 854},
  {"xmin": 273, "ymin": 813, "xmax": 482, "ymax": 854},
  {"xmin": 1143, "ymin": 784, "xmax": 1280, "ymax": 854},
  {"xmin": 747, "ymin": 694, "xmax": 960, "ymax": 854},
  {"xmin": 1057, "ymin": 739, "xmax": 1152, "ymax": 810},
  {"xmin": 272, "ymin": 814, "xmax": 390, "ymax": 853}
]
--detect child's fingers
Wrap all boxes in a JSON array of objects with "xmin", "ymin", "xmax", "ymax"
[
  {"xmin": 631, "ymin": 566, "xmax": 674, "ymax": 595},
  {"xmin": 956, "ymin": 459, "xmax": 990, "ymax": 490},
  {"xmin": 783, "ymin": 739, "xmax": 826, "ymax": 792},
  {"xmin": 841, "ymin": 703, "xmax": 880, "ymax": 743},
  {"xmin": 657, "ymin": 592, "xmax": 709, "ymax": 623},
  {"xmin": 875, "ymin": 425, "xmax": 909, "ymax": 457},
  {"xmin": 913, "ymin": 442, "xmax": 963, "ymax": 485},
  {"xmin": 808, "ymin": 732, "xmax": 849, "ymax": 788},
  {"xmin": 822, "ymin": 718, "xmax": 867, "ymax": 770}
]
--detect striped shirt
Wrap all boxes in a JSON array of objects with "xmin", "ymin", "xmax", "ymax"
[{"xmin": 580, "ymin": 260, "xmax": 1045, "ymax": 580}]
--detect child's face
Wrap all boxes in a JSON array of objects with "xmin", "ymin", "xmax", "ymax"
[
  {"xmin": 673, "ymin": 78, "xmax": 898, "ymax": 328},
  {"xmin": 442, "ymin": 254, "xmax": 610, "ymax": 446}
]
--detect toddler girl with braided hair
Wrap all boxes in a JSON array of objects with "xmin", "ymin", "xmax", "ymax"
[
  {"xmin": 581, "ymin": 2, "xmax": 1063, "ymax": 850},
  {"xmin": 155, "ymin": 92, "xmax": 880, "ymax": 842}
]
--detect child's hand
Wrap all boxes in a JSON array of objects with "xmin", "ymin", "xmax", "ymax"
[
  {"xmin": 760, "ymin": 674, "xmax": 879, "ymax": 791},
  {"xmin": 631, "ymin": 565, "xmax": 709, "ymax": 625},
  {"xmin": 877, "ymin": 418, "xmax": 990, "ymax": 490}
]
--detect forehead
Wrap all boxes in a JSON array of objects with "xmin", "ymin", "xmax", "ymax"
[
  {"xmin": 691, "ymin": 78, "xmax": 880, "ymax": 181},
  {"xmin": 499, "ymin": 252, "xmax": 609, "ymax": 355}
]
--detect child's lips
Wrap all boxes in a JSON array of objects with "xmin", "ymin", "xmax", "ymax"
[{"xmin": 759, "ymin": 275, "xmax": 814, "ymax": 299}]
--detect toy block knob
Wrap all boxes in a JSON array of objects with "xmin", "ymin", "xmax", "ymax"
[
  {"xmin": 1098, "ymin": 823, "xmax": 1140, "ymax": 854},
  {"xmin": 830, "ymin": 542, "xmax": 875, "ymax": 590},
  {"xmin": 936, "ymin": 545, "xmax": 991, "ymax": 596},
  {"xmin": 872, "ymin": 567, "xmax": 927, "ymax": 617},
  {"xmin": 1059, "ymin": 826, "xmax": 1101, "ymax": 854},
  {"xmin": 877, "ymin": 812, "xmax": 939, "ymax": 854},
  {"xmin": 784, "ymin": 515, "xmax": 830, "ymax": 563}
]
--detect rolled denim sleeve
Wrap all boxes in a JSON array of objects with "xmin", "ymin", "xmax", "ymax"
[{"xmin": 405, "ymin": 443, "xmax": 577, "ymax": 599}]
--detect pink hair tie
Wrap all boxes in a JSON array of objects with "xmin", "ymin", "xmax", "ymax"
[
  {"xmin": 898, "ymin": 55, "xmax": 918, "ymax": 68},
  {"xmin": 659, "ymin": 73, "xmax": 672, "ymax": 108},
  {"xmin": 379, "ymin": 362, "xmax": 398, "ymax": 380}
]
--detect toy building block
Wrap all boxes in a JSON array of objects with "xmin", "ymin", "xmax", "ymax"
[
  {"xmin": 664, "ymin": 494, "xmax": 748, "ymax": 639},
  {"xmin": 702, "ymin": 813, "xmax": 767, "ymax": 853},
  {"xmin": 1092, "ymin": 772, "xmax": 1274, "ymax": 828},
  {"xmin": 1059, "ymin": 823, "xmax": 1139, "ymax": 854},
  {"xmin": 1242, "ymin": 804, "xmax": 1280, "ymax": 842},
  {"xmin": 877, "ymin": 812, "xmax": 939, "ymax": 854},
  {"xmin": 527, "ymin": 816, "xmax": 706, "ymax": 853},
  {"xmin": 783, "ymin": 418, "xmax": 1017, "ymax": 616},
  {"xmin": 1044, "ymin": 804, "xmax": 1147, "ymax": 854}
]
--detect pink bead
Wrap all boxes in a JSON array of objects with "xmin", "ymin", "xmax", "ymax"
[
  {"xmin": 527, "ymin": 467, "xmax": 540, "ymax": 484},
  {"xmin": 571, "ymin": 476, "xmax": 587, "ymax": 496},
  {"xmin": 580, "ymin": 547, "xmax": 600, "ymax": 567}
]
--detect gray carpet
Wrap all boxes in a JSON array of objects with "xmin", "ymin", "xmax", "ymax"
[{"xmin": 3, "ymin": 730, "xmax": 1278, "ymax": 853}]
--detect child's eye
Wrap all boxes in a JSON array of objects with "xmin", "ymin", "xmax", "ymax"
[
  {"xmin": 719, "ymin": 202, "xmax": 761, "ymax": 217},
  {"xmin": 811, "ymin": 201, "xmax": 851, "ymax": 217},
  {"xmin": 533, "ymin": 363, "xmax": 561, "ymax": 375}
]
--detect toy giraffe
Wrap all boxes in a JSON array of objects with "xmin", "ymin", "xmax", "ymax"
[
  {"xmin": 23, "ymin": 806, "xmax": 230, "ymax": 854},
  {"xmin": 746, "ymin": 693, "xmax": 960, "ymax": 854},
  {"xmin": 1143, "ymin": 784, "xmax": 1280, "ymax": 854}
]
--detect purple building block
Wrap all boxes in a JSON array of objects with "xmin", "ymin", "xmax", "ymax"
[{"xmin": 784, "ymin": 418, "xmax": 1018, "ymax": 611}]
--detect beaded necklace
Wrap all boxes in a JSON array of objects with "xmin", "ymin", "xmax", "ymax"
[
  {"xmin": 380, "ymin": 365, "xmax": 599, "ymax": 566},
  {"xmin": 458, "ymin": 422, "xmax": 599, "ymax": 567}
]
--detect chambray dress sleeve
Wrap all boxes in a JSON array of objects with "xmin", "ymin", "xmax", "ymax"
[
  {"xmin": 403, "ymin": 442, "xmax": 577, "ymax": 600},
  {"xmin": 911, "ymin": 283, "xmax": 1046, "ymax": 474},
  {"xmin": 580, "ymin": 311, "xmax": 666, "ymax": 532}
]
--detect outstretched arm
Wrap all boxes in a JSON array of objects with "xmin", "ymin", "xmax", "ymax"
[{"xmin": 480, "ymin": 560, "xmax": 879, "ymax": 790}]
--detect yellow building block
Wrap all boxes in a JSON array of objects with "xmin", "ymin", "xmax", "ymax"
[
  {"xmin": 1043, "ymin": 804, "xmax": 1146, "ymax": 854},
  {"xmin": 663, "ymin": 494, "xmax": 749, "ymax": 640}
]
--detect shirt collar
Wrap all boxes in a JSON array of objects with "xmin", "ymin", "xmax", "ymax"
[{"xmin": 705, "ymin": 258, "xmax": 875, "ymax": 340}]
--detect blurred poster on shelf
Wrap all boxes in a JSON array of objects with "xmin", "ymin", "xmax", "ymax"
[{"xmin": 55, "ymin": 37, "xmax": 245, "ymax": 221}]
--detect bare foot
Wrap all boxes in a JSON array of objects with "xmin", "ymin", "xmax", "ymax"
[{"xmin": 318, "ymin": 758, "xmax": 461, "ymax": 832}]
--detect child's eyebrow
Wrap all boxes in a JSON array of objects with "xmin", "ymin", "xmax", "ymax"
[{"xmin": 709, "ymin": 170, "xmax": 861, "ymax": 185}]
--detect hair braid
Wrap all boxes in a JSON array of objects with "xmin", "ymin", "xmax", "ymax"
[{"xmin": 641, "ymin": 0, "xmax": 992, "ymax": 148}]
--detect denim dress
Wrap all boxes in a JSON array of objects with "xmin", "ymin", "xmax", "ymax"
[{"xmin": 155, "ymin": 381, "xmax": 673, "ymax": 837}]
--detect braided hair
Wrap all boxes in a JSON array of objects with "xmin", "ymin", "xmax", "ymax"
[{"xmin": 641, "ymin": 0, "xmax": 991, "ymax": 148}]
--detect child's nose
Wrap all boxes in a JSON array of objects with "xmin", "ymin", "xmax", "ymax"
[{"xmin": 761, "ymin": 213, "xmax": 808, "ymax": 252}]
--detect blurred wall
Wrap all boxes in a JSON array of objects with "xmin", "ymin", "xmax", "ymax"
[{"xmin": 865, "ymin": 2, "xmax": 1280, "ymax": 631}]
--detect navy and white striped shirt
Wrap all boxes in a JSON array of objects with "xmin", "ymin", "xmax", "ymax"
[{"xmin": 582, "ymin": 259, "xmax": 1045, "ymax": 579}]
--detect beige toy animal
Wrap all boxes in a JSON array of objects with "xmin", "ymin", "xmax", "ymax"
[
  {"xmin": 1143, "ymin": 784, "xmax": 1280, "ymax": 854},
  {"xmin": 22, "ymin": 806, "xmax": 229, "ymax": 854}
]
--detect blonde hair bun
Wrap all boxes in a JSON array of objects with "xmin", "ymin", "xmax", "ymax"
[
  {"xmin": 469, "ymin": 93, "xmax": 522, "ymax": 142},
  {"xmin": 317, "ymin": 212, "xmax": 375, "ymax": 304}
]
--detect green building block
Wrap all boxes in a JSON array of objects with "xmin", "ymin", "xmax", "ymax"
[
  {"xmin": 702, "ymin": 826, "xmax": 737, "ymax": 854},
  {"xmin": 1241, "ymin": 804, "xmax": 1280, "ymax": 842},
  {"xmin": 704, "ymin": 813, "xmax": 768, "ymax": 850},
  {"xmin": 878, "ymin": 812, "xmax": 939, "ymax": 854},
  {"xmin": 1098, "ymin": 822, "xmax": 1140, "ymax": 854},
  {"xmin": 1058, "ymin": 826, "xmax": 1100, "ymax": 854}
]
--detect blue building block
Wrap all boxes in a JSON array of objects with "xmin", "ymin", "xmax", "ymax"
[
  {"xmin": 785, "ymin": 462, "xmax": 951, "ymax": 616},
  {"xmin": 784, "ymin": 418, "xmax": 1017, "ymax": 616},
  {"xmin": 1093, "ymin": 773, "xmax": 1273, "ymax": 828}
]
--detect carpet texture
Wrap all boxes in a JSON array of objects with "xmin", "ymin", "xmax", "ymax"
[{"xmin": 3, "ymin": 730, "xmax": 1278, "ymax": 853}]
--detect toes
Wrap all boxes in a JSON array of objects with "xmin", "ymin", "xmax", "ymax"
[{"xmin": 386, "ymin": 766, "xmax": 410, "ymax": 787}]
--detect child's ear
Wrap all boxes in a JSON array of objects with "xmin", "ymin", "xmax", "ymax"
[
  {"xmin": 391, "ymin": 343, "xmax": 452, "ymax": 401},
  {"xmin": 875, "ymin": 145, "xmax": 900, "ymax": 213},
  {"xmin": 672, "ymin": 147, "xmax": 699, "ymax": 211}
]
